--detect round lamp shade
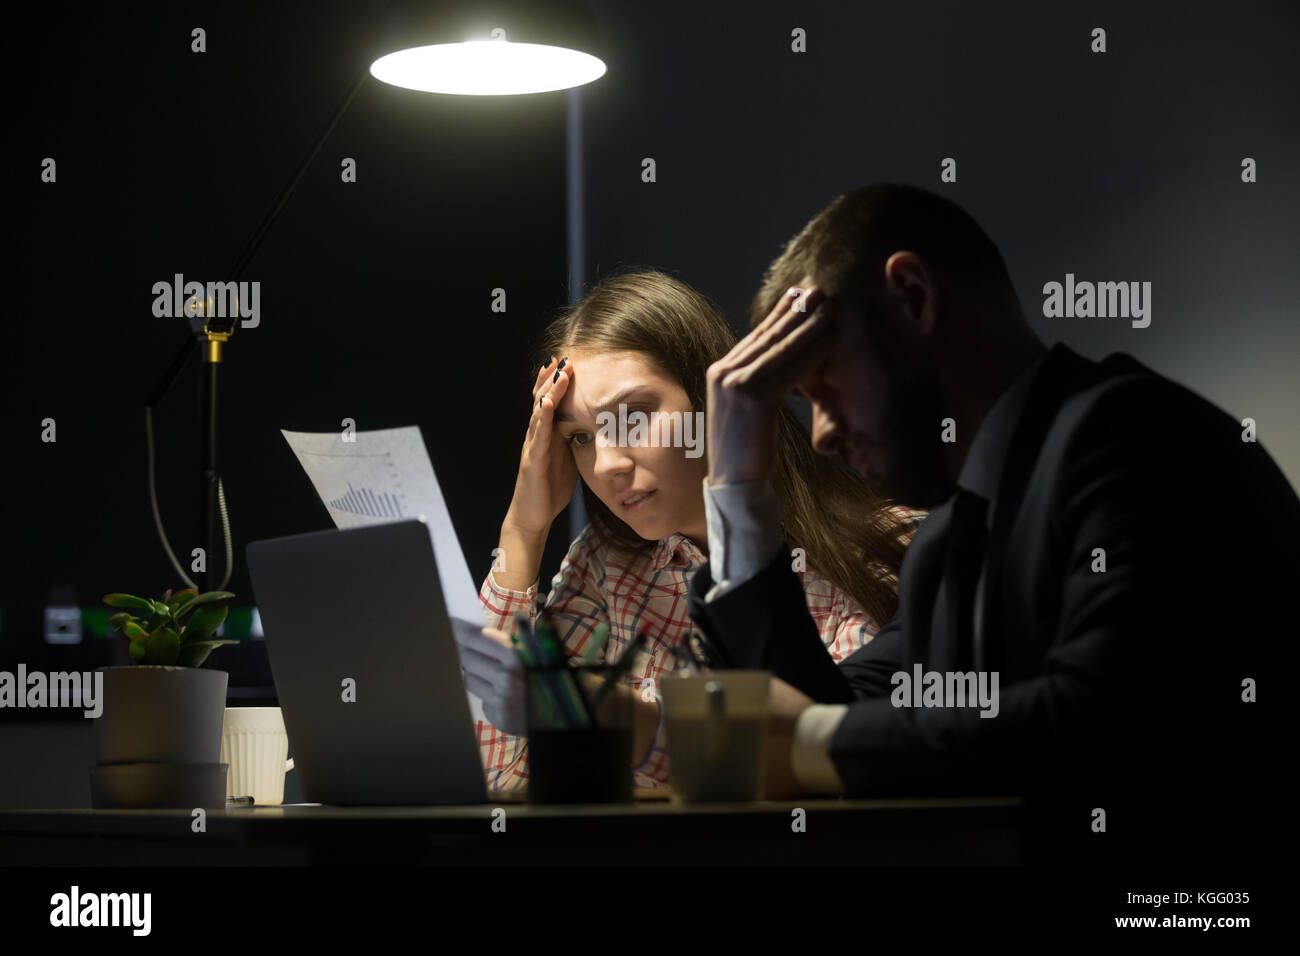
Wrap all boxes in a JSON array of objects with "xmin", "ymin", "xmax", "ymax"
[
  {"xmin": 371, "ymin": 39, "xmax": 605, "ymax": 95},
  {"xmin": 368, "ymin": 0, "xmax": 606, "ymax": 96}
]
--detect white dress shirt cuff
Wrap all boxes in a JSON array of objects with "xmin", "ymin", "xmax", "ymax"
[
  {"xmin": 702, "ymin": 476, "xmax": 784, "ymax": 602},
  {"xmin": 790, "ymin": 704, "xmax": 848, "ymax": 795}
]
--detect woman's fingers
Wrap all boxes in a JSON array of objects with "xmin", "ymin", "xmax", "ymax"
[
  {"xmin": 479, "ymin": 626, "xmax": 516, "ymax": 654},
  {"xmin": 534, "ymin": 360, "xmax": 571, "ymax": 447},
  {"xmin": 532, "ymin": 356, "xmax": 557, "ymax": 401},
  {"xmin": 456, "ymin": 624, "xmax": 518, "ymax": 665},
  {"xmin": 526, "ymin": 358, "xmax": 558, "ymax": 440}
]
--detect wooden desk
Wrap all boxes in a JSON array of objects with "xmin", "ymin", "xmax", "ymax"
[{"xmin": 0, "ymin": 795, "xmax": 1024, "ymax": 865}]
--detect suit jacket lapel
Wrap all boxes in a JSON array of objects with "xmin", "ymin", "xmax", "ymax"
[
  {"xmin": 976, "ymin": 345, "xmax": 1101, "ymax": 672},
  {"xmin": 897, "ymin": 497, "xmax": 956, "ymax": 671}
]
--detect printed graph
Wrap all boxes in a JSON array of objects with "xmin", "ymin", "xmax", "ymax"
[
  {"xmin": 287, "ymin": 443, "xmax": 409, "ymax": 527},
  {"xmin": 327, "ymin": 482, "xmax": 405, "ymax": 518}
]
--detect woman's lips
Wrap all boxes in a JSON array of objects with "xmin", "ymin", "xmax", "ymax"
[{"xmin": 620, "ymin": 489, "xmax": 656, "ymax": 511}]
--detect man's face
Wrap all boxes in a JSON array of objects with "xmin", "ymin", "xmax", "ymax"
[{"xmin": 793, "ymin": 296, "xmax": 951, "ymax": 507}]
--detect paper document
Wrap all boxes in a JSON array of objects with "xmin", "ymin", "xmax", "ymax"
[{"xmin": 280, "ymin": 425, "xmax": 487, "ymax": 722}]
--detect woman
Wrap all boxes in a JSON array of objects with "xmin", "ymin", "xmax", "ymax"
[{"xmin": 466, "ymin": 269, "xmax": 925, "ymax": 790}]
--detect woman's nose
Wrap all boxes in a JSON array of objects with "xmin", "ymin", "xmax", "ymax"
[{"xmin": 592, "ymin": 435, "xmax": 635, "ymax": 478}]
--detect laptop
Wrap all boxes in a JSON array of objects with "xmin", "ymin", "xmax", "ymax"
[{"xmin": 246, "ymin": 519, "xmax": 488, "ymax": 805}]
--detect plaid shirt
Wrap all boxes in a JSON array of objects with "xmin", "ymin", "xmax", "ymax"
[{"xmin": 476, "ymin": 506, "xmax": 927, "ymax": 791}]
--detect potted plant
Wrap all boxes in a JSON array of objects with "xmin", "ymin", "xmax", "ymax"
[{"xmin": 89, "ymin": 588, "xmax": 239, "ymax": 809}]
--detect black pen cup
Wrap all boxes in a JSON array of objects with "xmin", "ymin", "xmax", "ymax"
[{"xmin": 525, "ymin": 664, "xmax": 634, "ymax": 804}]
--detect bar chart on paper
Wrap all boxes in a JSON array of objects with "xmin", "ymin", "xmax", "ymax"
[
  {"xmin": 329, "ymin": 481, "xmax": 405, "ymax": 518},
  {"xmin": 280, "ymin": 425, "xmax": 490, "ymax": 723},
  {"xmin": 290, "ymin": 447, "xmax": 407, "ymax": 524}
]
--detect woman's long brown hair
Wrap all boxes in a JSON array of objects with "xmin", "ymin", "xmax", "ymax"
[{"xmin": 537, "ymin": 269, "xmax": 912, "ymax": 626}]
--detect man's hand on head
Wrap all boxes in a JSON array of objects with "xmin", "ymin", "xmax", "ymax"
[{"xmin": 705, "ymin": 277, "xmax": 834, "ymax": 486}]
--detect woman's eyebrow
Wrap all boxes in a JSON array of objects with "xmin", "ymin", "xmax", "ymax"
[{"xmin": 554, "ymin": 385, "xmax": 657, "ymax": 423}]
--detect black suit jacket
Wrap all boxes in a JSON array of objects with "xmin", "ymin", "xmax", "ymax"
[{"xmin": 689, "ymin": 343, "xmax": 1297, "ymax": 860}]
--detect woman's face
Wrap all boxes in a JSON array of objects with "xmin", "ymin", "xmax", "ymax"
[{"xmin": 551, "ymin": 348, "xmax": 709, "ymax": 546}]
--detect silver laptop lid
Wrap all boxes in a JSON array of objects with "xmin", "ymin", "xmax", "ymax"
[{"xmin": 247, "ymin": 519, "xmax": 487, "ymax": 805}]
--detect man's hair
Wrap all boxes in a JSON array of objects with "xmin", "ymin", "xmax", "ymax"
[{"xmin": 750, "ymin": 183, "xmax": 1016, "ymax": 327}]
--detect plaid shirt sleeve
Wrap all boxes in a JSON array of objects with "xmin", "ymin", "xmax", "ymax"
[
  {"xmin": 800, "ymin": 504, "xmax": 929, "ymax": 662},
  {"xmin": 474, "ymin": 527, "xmax": 609, "ymax": 791}
]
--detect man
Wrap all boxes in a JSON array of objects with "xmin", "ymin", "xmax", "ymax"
[{"xmin": 689, "ymin": 183, "xmax": 1295, "ymax": 861}]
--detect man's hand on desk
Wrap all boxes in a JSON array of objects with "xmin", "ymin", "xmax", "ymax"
[
  {"xmin": 765, "ymin": 676, "xmax": 817, "ymax": 799},
  {"xmin": 449, "ymin": 619, "xmax": 526, "ymax": 736}
]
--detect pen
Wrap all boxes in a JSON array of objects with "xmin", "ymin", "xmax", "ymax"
[
  {"xmin": 514, "ymin": 614, "xmax": 560, "ymax": 726},
  {"xmin": 590, "ymin": 629, "xmax": 648, "ymax": 710},
  {"xmin": 520, "ymin": 613, "xmax": 584, "ymax": 728},
  {"xmin": 510, "ymin": 613, "xmax": 535, "ymax": 667},
  {"xmin": 581, "ymin": 620, "xmax": 611, "ymax": 666},
  {"xmin": 536, "ymin": 608, "xmax": 593, "ymax": 727}
]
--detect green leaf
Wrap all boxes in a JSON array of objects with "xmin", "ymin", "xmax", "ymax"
[
  {"xmin": 177, "ymin": 639, "xmax": 238, "ymax": 667},
  {"xmin": 122, "ymin": 620, "xmax": 149, "ymax": 641},
  {"xmin": 181, "ymin": 603, "xmax": 228, "ymax": 643},
  {"xmin": 128, "ymin": 637, "xmax": 148, "ymax": 662},
  {"xmin": 103, "ymin": 593, "xmax": 154, "ymax": 611},
  {"xmin": 143, "ymin": 626, "xmax": 180, "ymax": 666},
  {"xmin": 179, "ymin": 591, "xmax": 236, "ymax": 615},
  {"xmin": 167, "ymin": 588, "xmax": 199, "ymax": 613},
  {"xmin": 107, "ymin": 612, "xmax": 136, "ymax": 629}
]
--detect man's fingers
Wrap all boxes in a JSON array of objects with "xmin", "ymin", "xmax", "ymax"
[
  {"xmin": 729, "ymin": 286, "xmax": 826, "ymax": 371},
  {"xmin": 722, "ymin": 299, "xmax": 835, "ymax": 395},
  {"xmin": 714, "ymin": 287, "xmax": 805, "ymax": 376},
  {"xmin": 719, "ymin": 286, "xmax": 825, "ymax": 381}
]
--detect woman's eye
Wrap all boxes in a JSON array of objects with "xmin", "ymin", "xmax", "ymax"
[{"xmin": 568, "ymin": 432, "xmax": 592, "ymax": 448}]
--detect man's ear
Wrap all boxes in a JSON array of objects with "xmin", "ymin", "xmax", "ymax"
[{"xmin": 883, "ymin": 251, "xmax": 939, "ymax": 338}]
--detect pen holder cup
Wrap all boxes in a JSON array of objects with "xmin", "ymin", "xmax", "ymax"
[
  {"xmin": 660, "ymin": 670, "xmax": 771, "ymax": 802},
  {"xmin": 525, "ymin": 664, "xmax": 634, "ymax": 805}
]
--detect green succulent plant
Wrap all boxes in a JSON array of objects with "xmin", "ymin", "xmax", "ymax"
[{"xmin": 102, "ymin": 588, "xmax": 238, "ymax": 667}]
